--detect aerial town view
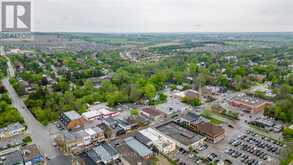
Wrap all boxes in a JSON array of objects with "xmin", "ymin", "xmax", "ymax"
[{"xmin": 0, "ymin": 0, "xmax": 293, "ymax": 165}]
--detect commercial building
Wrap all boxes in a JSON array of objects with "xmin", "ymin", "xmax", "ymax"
[
  {"xmin": 57, "ymin": 126, "xmax": 105, "ymax": 153},
  {"xmin": 156, "ymin": 122, "xmax": 206, "ymax": 151},
  {"xmin": 229, "ymin": 94, "xmax": 272, "ymax": 113},
  {"xmin": 195, "ymin": 122, "xmax": 225, "ymax": 144},
  {"xmin": 85, "ymin": 126, "xmax": 105, "ymax": 142},
  {"xmin": 57, "ymin": 132, "xmax": 83, "ymax": 153},
  {"xmin": 116, "ymin": 119, "xmax": 132, "ymax": 131},
  {"xmin": 134, "ymin": 132, "xmax": 153, "ymax": 147},
  {"xmin": 82, "ymin": 111, "xmax": 102, "ymax": 121},
  {"xmin": 79, "ymin": 142, "xmax": 120, "ymax": 165},
  {"xmin": 115, "ymin": 142, "xmax": 151, "ymax": 165},
  {"xmin": 180, "ymin": 112, "xmax": 202, "ymax": 126},
  {"xmin": 87, "ymin": 103, "xmax": 119, "ymax": 119},
  {"xmin": 124, "ymin": 137, "xmax": 153, "ymax": 160},
  {"xmin": 96, "ymin": 108, "xmax": 119, "ymax": 118},
  {"xmin": 141, "ymin": 107, "xmax": 166, "ymax": 121},
  {"xmin": 72, "ymin": 130, "xmax": 91, "ymax": 146},
  {"xmin": 139, "ymin": 128, "xmax": 176, "ymax": 154},
  {"xmin": 93, "ymin": 143, "xmax": 120, "ymax": 164},
  {"xmin": 59, "ymin": 111, "xmax": 85, "ymax": 130}
]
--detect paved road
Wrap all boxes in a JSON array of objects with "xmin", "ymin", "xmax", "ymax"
[
  {"xmin": 2, "ymin": 78, "xmax": 60, "ymax": 159},
  {"xmin": 6, "ymin": 58, "xmax": 15, "ymax": 77},
  {"xmin": 1, "ymin": 46, "xmax": 15, "ymax": 77}
]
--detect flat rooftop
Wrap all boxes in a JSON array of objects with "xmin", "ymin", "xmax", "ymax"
[
  {"xmin": 64, "ymin": 111, "xmax": 81, "ymax": 120},
  {"xmin": 156, "ymin": 121, "xmax": 205, "ymax": 146},
  {"xmin": 231, "ymin": 94, "xmax": 269, "ymax": 106},
  {"xmin": 116, "ymin": 142, "xmax": 151, "ymax": 165},
  {"xmin": 125, "ymin": 137, "xmax": 153, "ymax": 158}
]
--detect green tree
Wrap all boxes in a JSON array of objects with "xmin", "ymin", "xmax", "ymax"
[
  {"xmin": 144, "ymin": 83, "xmax": 156, "ymax": 100},
  {"xmin": 130, "ymin": 108, "xmax": 140, "ymax": 116}
]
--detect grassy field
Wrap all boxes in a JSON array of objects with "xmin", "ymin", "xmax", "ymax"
[{"xmin": 201, "ymin": 113, "xmax": 224, "ymax": 125}]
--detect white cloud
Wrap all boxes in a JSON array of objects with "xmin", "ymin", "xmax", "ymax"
[{"xmin": 32, "ymin": 0, "xmax": 293, "ymax": 32}]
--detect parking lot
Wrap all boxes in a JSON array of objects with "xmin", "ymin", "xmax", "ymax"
[
  {"xmin": 170, "ymin": 148, "xmax": 203, "ymax": 165},
  {"xmin": 223, "ymin": 130, "xmax": 281, "ymax": 165},
  {"xmin": 156, "ymin": 89, "xmax": 192, "ymax": 115}
]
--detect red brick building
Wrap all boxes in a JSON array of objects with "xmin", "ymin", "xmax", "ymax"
[{"xmin": 229, "ymin": 94, "xmax": 272, "ymax": 113}]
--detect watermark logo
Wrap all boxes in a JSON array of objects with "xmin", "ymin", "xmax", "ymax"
[{"xmin": 1, "ymin": 1, "xmax": 32, "ymax": 40}]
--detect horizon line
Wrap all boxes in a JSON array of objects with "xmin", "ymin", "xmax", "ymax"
[{"xmin": 32, "ymin": 31, "xmax": 293, "ymax": 34}]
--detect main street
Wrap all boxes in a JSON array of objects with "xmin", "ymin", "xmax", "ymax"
[
  {"xmin": 1, "ymin": 46, "xmax": 60, "ymax": 160},
  {"xmin": 2, "ymin": 79, "xmax": 60, "ymax": 159}
]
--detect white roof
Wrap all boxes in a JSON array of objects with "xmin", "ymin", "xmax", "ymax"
[
  {"xmin": 174, "ymin": 91, "xmax": 186, "ymax": 98},
  {"xmin": 85, "ymin": 128, "xmax": 96, "ymax": 136},
  {"xmin": 125, "ymin": 137, "xmax": 153, "ymax": 157},
  {"xmin": 98, "ymin": 108, "xmax": 112, "ymax": 114},
  {"xmin": 139, "ymin": 128, "xmax": 174, "ymax": 148},
  {"xmin": 82, "ymin": 110, "xmax": 101, "ymax": 119},
  {"xmin": 64, "ymin": 111, "xmax": 81, "ymax": 120},
  {"xmin": 98, "ymin": 108, "xmax": 119, "ymax": 116}
]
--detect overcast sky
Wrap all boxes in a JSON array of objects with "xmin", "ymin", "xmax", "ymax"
[{"xmin": 32, "ymin": 0, "xmax": 293, "ymax": 33}]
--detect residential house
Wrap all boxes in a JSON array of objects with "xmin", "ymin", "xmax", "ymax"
[
  {"xmin": 7, "ymin": 122, "xmax": 26, "ymax": 137},
  {"xmin": 18, "ymin": 80, "xmax": 34, "ymax": 94},
  {"xmin": 21, "ymin": 144, "xmax": 44, "ymax": 165},
  {"xmin": 248, "ymin": 74, "xmax": 266, "ymax": 82},
  {"xmin": 0, "ymin": 122, "xmax": 25, "ymax": 139},
  {"xmin": 174, "ymin": 89, "xmax": 200, "ymax": 101},
  {"xmin": 0, "ymin": 128, "xmax": 7, "ymax": 139}
]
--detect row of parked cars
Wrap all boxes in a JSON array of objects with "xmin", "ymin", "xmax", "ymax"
[
  {"xmin": 246, "ymin": 130, "xmax": 283, "ymax": 146},
  {"xmin": 225, "ymin": 148, "xmax": 260, "ymax": 165},
  {"xmin": 240, "ymin": 143, "xmax": 268, "ymax": 160},
  {"xmin": 244, "ymin": 136, "xmax": 279, "ymax": 154},
  {"xmin": 240, "ymin": 132, "xmax": 280, "ymax": 154},
  {"xmin": 229, "ymin": 136, "xmax": 272, "ymax": 161}
]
